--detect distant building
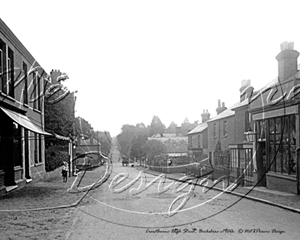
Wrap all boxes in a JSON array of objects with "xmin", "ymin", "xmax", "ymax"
[
  {"xmin": 148, "ymin": 133, "xmax": 188, "ymax": 158},
  {"xmin": 187, "ymin": 109, "xmax": 210, "ymax": 162},
  {"xmin": 207, "ymin": 100, "xmax": 235, "ymax": 179},
  {"xmin": 75, "ymin": 137, "xmax": 102, "ymax": 169}
]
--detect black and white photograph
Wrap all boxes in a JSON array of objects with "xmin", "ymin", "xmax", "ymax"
[{"xmin": 1, "ymin": 1, "xmax": 300, "ymax": 239}]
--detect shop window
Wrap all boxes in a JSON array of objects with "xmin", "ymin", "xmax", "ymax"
[
  {"xmin": 267, "ymin": 115, "xmax": 295, "ymax": 175},
  {"xmin": 257, "ymin": 120, "xmax": 266, "ymax": 141}
]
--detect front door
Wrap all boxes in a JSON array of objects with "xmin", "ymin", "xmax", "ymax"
[
  {"xmin": 257, "ymin": 141, "xmax": 267, "ymax": 186},
  {"xmin": 24, "ymin": 129, "xmax": 30, "ymax": 179},
  {"xmin": 0, "ymin": 111, "xmax": 15, "ymax": 186}
]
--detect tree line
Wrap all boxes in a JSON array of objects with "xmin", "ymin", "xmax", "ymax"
[{"xmin": 117, "ymin": 115, "xmax": 198, "ymax": 163}]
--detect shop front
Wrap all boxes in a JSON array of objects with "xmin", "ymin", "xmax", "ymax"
[
  {"xmin": 252, "ymin": 109, "xmax": 298, "ymax": 194},
  {"xmin": 0, "ymin": 106, "xmax": 51, "ymax": 195}
]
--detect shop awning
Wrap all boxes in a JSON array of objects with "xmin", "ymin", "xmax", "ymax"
[{"xmin": 0, "ymin": 107, "xmax": 52, "ymax": 136}]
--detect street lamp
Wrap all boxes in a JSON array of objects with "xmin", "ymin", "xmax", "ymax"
[{"xmin": 244, "ymin": 127, "xmax": 256, "ymax": 142}]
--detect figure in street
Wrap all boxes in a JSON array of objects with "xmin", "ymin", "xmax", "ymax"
[{"xmin": 62, "ymin": 161, "xmax": 69, "ymax": 182}]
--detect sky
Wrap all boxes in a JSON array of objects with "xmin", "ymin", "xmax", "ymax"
[{"xmin": 1, "ymin": 0, "xmax": 300, "ymax": 136}]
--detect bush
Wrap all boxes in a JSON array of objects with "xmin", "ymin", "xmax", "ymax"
[{"xmin": 45, "ymin": 147, "xmax": 69, "ymax": 172}]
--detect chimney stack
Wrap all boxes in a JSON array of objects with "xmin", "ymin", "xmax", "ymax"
[
  {"xmin": 239, "ymin": 79, "xmax": 254, "ymax": 102},
  {"xmin": 201, "ymin": 109, "xmax": 210, "ymax": 123},
  {"xmin": 216, "ymin": 100, "xmax": 227, "ymax": 115},
  {"xmin": 276, "ymin": 42, "xmax": 299, "ymax": 81},
  {"xmin": 50, "ymin": 69, "xmax": 62, "ymax": 84}
]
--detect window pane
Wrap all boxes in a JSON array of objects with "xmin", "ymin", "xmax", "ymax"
[
  {"xmin": 290, "ymin": 115, "xmax": 296, "ymax": 175},
  {"xmin": 282, "ymin": 117, "xmax": 289, "ymax": 144},
  {"xmin": 290, "ymin": 115, "xmax": 296, "ymax": 145},
  {"xmin": 275, "ymin": 144, "xmax": 282, "ymax": 173},
  {"xmin": 275, "ymin": 118, "xmax": 282, "ymax": 144},
  {"xmin": 290, "ymin": 145, "xmax": 296, "ymax": 175},
  {"xmin": 259, "ymin": 120, "xmax": 266, "ymax": 140},
  {"xmin": 282, "ymin": 144, "xmax": 289, "ymax": 174},
  {"xmin": 269, "ymin": 119, "xmax": 275, "ymax": 145},
  {"xmin": 269, "ymin": 145, "xmax": 276, "ymax": 172}
]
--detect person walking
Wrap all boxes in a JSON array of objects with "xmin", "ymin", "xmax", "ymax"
[{"xmin": 62, "ymin": 161, "xmax": 69, "ymax": 182}]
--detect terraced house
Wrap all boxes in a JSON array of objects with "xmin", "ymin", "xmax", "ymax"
[
  {"xmin": 0, "ymin": 18, "xmax": 51, "ymax": 196},
  {"xmin": 187, "ymin": 109, "xmax": 210, "ymax": 161}
]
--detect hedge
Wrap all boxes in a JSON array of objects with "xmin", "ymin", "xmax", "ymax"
[{"xmin": 45, "ymin": 147, "xmax": 69, "ymax": 172}]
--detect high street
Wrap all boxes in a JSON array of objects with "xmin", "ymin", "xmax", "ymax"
[{"xmin": 66, "ymin": 143, "xmax": 300, "ymax": 240}]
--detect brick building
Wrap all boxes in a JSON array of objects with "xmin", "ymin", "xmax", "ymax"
[
  {"xmin": 207, "ymin": 100, "xmax": 235, "ymax": 179},
  {"xmin": 249, "ymin": 42, "xmax": 300, "ymax": 194},
  {"xmin": 187, "ymin": 109, "xmax": 210, "ymax": 161},
  {"xmin": 229, "ymin": 80, "xmax": 254, "ymax": 186},
  {"xmin": 0, "ymin": 18, "xmax": 50, "ymax": 196}
]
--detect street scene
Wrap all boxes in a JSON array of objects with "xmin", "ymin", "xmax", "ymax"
[
  {"xmin": 66, "ymin": 139, "xmax": 300, "ymax": 240},
  {"xmin": 1, "ymin": 1, "xmax": 300, "ymax": 240},
  {"xmin": 1, "ymin": 138, "xmax": 299, "ymax": 239}
]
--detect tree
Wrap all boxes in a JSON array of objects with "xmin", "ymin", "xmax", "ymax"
[
  {"xmin": 44, "ymin": 75, "xmax": 75, "ymax": 171},
  {"xmin": 117, "ymin": 124, "xmax": 138, "ymax": 157},
  {"xmin": 180, "ymin": 117, "xmax": 198, "ymax": 136},
  {"xmin": 149, "ymin": 115, "xmax": 166, "ymax": 137},
  {"xmin": 117, "ymin": 123, "xmax": 150, "ymax": 157},
  {"xmin": 143, "ymin": 139, "xmax": 166, "ymax": 164},
  {"xmin": 44, "ymin": 91, "xmax": 76, "ymax": 147},
  {"xmin": 130, "ymin": 134, "xmax": 148, "ymax": 160},
  {"xmin": 75, "ymin": 117, "xmax": 93, "ymax": 139},
  {"xmin": 165, "ymin": 121, "xmax": 177, "ymax": 133}
]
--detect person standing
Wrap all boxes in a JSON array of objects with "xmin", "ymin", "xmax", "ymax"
[{"xmin": 62, "ymin": 161, "xmax": 69, "ymax": 182}]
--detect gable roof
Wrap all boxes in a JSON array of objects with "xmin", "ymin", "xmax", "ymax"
[
  {"xmin": 187, "ymin": 122, "xmax": 208, "ymax": 135},
  {"xmin": 206, "ymin": 108, "xmax": 235, "ymax": 123}
]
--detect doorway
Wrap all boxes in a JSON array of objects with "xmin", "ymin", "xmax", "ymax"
[{"xmin": 257, "ymin": 141, "xmax": 267, "ymax": 186}]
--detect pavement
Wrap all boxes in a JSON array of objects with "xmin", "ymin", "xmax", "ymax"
[
  {"xmin": 0, "ymin": 165, "xmax": 106, "ymax": 211},
  {"xmin": 0, "ymin": 165, "xmax": 108, "ymax": 240},
  {"xmin": 136, "ymin": 166, "xmax": 300, "ymax": 214}
]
